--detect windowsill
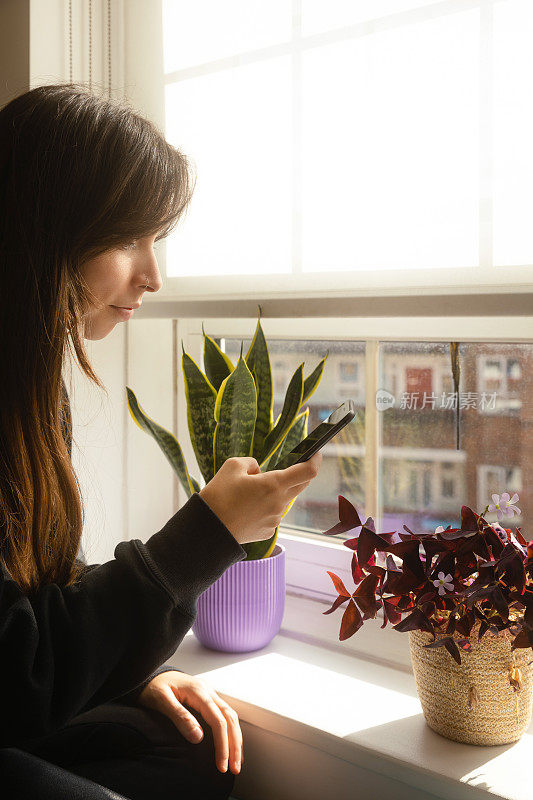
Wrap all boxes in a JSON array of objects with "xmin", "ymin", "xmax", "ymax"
[{"xmin": 167, "ymin": 594, "xmax": 533, "ymax": 800}]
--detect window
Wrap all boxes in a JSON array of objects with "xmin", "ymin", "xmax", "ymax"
[
  {"xmin": 339, "ymin": 361, "xmax": 358, "ymax": 383},
  {"xmin": 441, "ymin": 466, "xmax": 456, "ymax": 499},
  {"xmin": 477, "ymin": 354, "xmax": 522, "ymax": 413},
  {"xmin": 164, "ymin": 0, "xmax": 480, "ymax": 276},
  {"xmin": 441, "ymin": 477, "xmax": 454, "ymax": 498},
  {"xmin": 382, "ymin": 459, "xmax": 434, "ymax": 511},
  {"xmin": 184, "ymin": 329, "xmax": 533, "ymax": 546},
  {"xmin": 405, "ymin": 368, "xmax": 433, "ymax": 398},
  {"xmin": 161, "ymin": 0, "xmax": 533, "ymax": 303},
  {"xmin": 338, "ymin": 360, "xmax": 363, "ymax": 403}
]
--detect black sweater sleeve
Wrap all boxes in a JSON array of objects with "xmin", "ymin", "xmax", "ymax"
[{"xmin": 1, "ymin": 491, "xmax": 246, "ymax": 749}]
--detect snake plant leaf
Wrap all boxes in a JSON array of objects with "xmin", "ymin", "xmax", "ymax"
[
  {"xmin": 244, "ymin": 529, "xmax": 278, "ymax": 561},
  {"xmin": 302, "ymin": 351, "xmax": 328, "ymax": 405},
  {"xmin": 202, "ymin": 323, "xmax": 234, "ymax": 393},
  {"xmin": 265, "ymin": 408, "xmax": 309, "ymax": 472},
  {"xmin": 244, "ymin": 408, "xmax": 282, "ymax": 559},
  {"xmin": 213, "ymin": 345, "xmax": 258, "ymax": 474},
  {"xmin": 263, "ymin": 453, "xmax": 278, "ymax": 471},
  {"xmin": 126, "ymin": 386, "xmax": 197, "ymax": 498},
  {"xmin": 181, "ymin": 347, "xmax": 217, "ymax": 483},
  {"xmin": 259, "ymin": 363, "xmax": 304, "ymax": 466},
  {"xmin": 244, "ymin": 304, "xmax": 261, "ymax": 374},
  {"xmin": 262, "ymin": 412, "xmax": 281, "ymax": 470},
  {"xmin": 245, "ymin": 307, "xmax": 274, "ymax": 462}
]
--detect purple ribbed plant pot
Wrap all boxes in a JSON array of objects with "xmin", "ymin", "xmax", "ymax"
[{"xmin": 192, "ymin": 544, "xmax": 286, "ymax": 653}]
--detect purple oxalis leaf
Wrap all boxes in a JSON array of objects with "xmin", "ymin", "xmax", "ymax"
[
  {"xmin": 393, "ymin": 608, "xmax": 435, "ymax": 637},
  {"xmin": 321, "ymin": 498, "xmax": 533, "ymax": 652},
  {"xmin": 423, "ymin": 636, "xmax": 462, "ymax": 665},
  {"xmin": 322, "ymin": 495, "xmax": 363, "ymax": 537}
]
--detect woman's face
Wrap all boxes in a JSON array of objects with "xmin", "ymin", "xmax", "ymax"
[{"xmin": 79, "ymin": 234, "xmax": 163, "ymax": 341}]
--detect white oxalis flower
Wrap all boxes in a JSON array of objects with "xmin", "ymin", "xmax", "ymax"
[
  {"xmin": 487, "ymin": 492, "xmax": 521, "ymax": 521},
  {"xmin": 432, "ymin": 571, "xmax": 454, "ymax": 596}
]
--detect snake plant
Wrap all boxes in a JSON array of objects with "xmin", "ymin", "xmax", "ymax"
[{"xmin": 126, "ymin": 306, "xmax": 328, "ymax": 560}]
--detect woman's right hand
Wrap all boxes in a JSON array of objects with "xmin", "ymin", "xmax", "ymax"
[{"xmin": 199, "ymin": 452, "xmax": 323, "ymax": 545}]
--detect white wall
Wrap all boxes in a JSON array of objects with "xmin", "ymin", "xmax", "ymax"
[
  {"xmin": 29, "ymin": 0, "xmax": 66, "ymax": 88},
  {"xmin": 66, "ymin": 329, "xmax": 128, "ymax": 565}
]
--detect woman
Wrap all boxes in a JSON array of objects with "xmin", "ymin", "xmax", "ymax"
[{"xmin": 0, "ymin": 84, "xmax": 322, "ymax": 799}]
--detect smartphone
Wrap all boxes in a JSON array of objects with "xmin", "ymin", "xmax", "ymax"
[{"xmin": 274, "ymin": 400, "xmax": 357, "ymax": 471}]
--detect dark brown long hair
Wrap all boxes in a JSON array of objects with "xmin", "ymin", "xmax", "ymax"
[{"xmin": 0, "ymin": 83, "xmax": 195, "ymax": 596}]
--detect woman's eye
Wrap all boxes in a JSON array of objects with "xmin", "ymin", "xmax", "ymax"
[{"xmin": 121, "ymin": 240, "xmax": 137, "ymax": 250}]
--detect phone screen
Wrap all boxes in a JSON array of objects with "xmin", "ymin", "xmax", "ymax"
[{"xmin": 274, "ymin": 400, "xmax": 356, "ymax": 470}]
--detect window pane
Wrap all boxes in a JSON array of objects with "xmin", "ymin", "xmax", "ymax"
[
  {"xmin": 302, "ymin": 9, "xmax": 479, "ymax": 271},
  {"xmin": 163, "ymin": 0, "xmax": 291, "ymax": 73},
  {"xmin": 379, "ymin": 342, "xmax": 532, "ymax": 537},
  {"xmin": 165, "ymin": 57, "xmax": 292, "ymax": 276},
  {"xmin": 493, "ymin": 0, "xmax": 533, "ymax": 266},
  {"xmin": 221, "ymin": 338, "xmax": 366, "ymax": 534},
  {"xmin": 302, "ymin": 0, "xmax": 441, "ymax": 37}
]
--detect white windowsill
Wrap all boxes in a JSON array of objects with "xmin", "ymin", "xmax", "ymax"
[{"xmin": 167, "ymin": 593, "xmax": 533, "ymax": 800}]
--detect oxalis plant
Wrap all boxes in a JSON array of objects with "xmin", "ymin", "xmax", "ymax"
[
  {"xmin": 322, "ymin": 491, "xmax": 533, "ymax": 683},
  {"xmin": 125, "ymin": 306, "xmax": 328, "ymax": 560}
]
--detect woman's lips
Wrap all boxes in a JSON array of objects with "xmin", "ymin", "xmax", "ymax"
[{"xmin": 111, "ymin": 306, "xmax": 134, "ymax": 320}]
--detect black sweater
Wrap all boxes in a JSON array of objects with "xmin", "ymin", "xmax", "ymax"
[{"xmin": 0, "ymin": 380, "xmax": 246, "ymax": 749}]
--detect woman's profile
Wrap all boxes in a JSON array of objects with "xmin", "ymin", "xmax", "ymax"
[{"xmin": 0, "ymin": 83, "xmax": 322, "ymax": 799}]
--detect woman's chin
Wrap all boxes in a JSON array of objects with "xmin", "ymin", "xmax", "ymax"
[{"xmin": 83, "ymin": 318, "xmax": 117, "ymax": 341}]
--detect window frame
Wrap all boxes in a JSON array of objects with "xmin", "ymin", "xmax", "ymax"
[
  {"xmin": 175, "ymin": 318, "xmax": 533, "ymax": 575},
  {"xmin": 171, "ymin": 315, "xmax": 533, "ymax": 660}
]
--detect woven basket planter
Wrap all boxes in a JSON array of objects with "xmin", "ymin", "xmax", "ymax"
[{"xmin": 409, "ymin": 624, "xmax": 533, "ymax": 745}]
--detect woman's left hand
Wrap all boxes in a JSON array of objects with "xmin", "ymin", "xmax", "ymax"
[{"xmin": 136, "ymin": 670, "xmax": 243, "ymax": 775}]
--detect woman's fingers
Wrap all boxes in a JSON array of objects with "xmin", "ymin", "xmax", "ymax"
[
  {"xmin": 189, "ymin": 690, "xmax": 232, "ymax": 773},
  {"xmin": 280, "ymin": 452, "xmax": 322, "ymax": 488},
  {"xmin": 210, "ymin": 690, "xmax": 243, "ymax": 773},
  {"xmin": 139, "ymin": 672, "xmax": 243, "ymax": 774},
  {"xmin": 290, "ymin": 479, "xmax": 312, "ymax": 498},
  {"xmin": 156, "ymin": 684, "xmax": 205, "ymax": 743}
]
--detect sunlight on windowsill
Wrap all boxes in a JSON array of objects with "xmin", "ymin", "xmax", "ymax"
[{"xmin": 198, "ymin": 651, "xmax": 421, "ymax": 738}]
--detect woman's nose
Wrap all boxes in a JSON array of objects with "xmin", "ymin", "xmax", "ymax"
[{"xmin": 142, "ymin": 252, "xmax": 163, "ymax": 293}]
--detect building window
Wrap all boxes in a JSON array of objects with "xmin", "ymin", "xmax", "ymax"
[
  {"xmin": 441, "ymin": 476, "xmax": 455, "ymax": 498},
  {"xmin": 405, "ymin": 368, "xmax": 433, "ymax": 397},
  {"xmin": 477, "ymin": 354, "xmax": 522, "ymax": 414},
  {"xmin": 339, "ymin": 361, "xmax": 358, "ymax": 382}
]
